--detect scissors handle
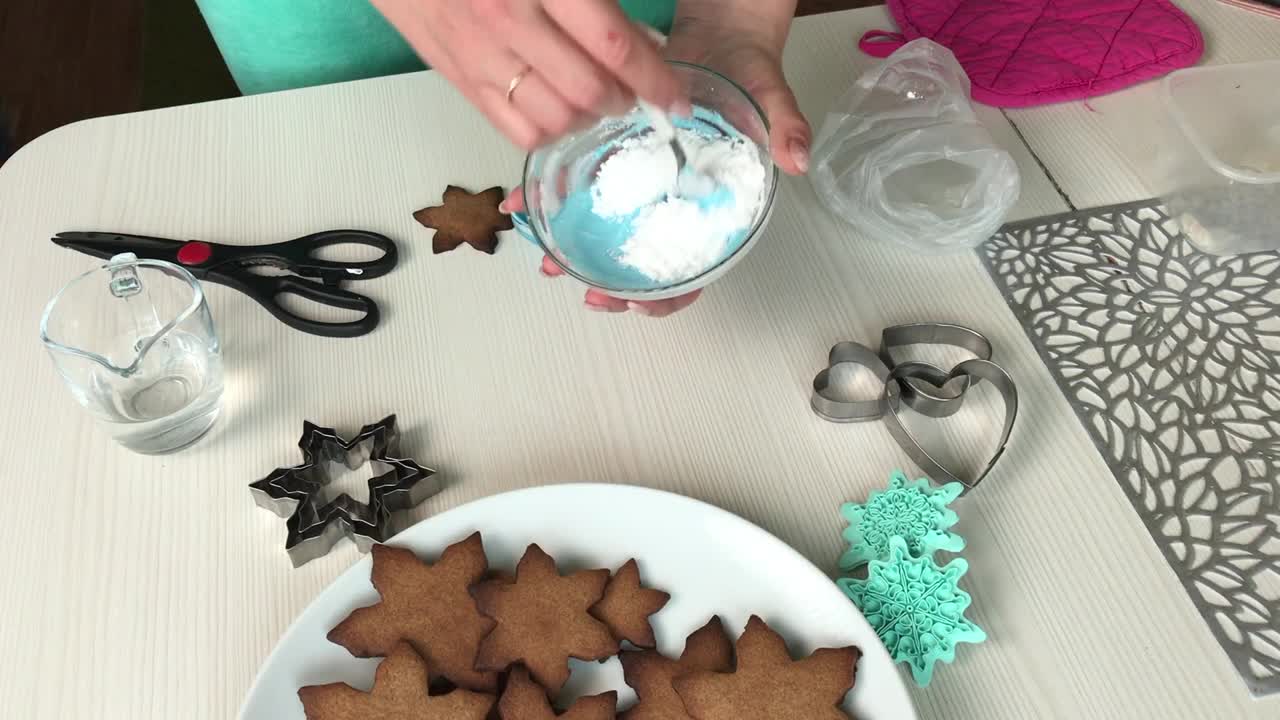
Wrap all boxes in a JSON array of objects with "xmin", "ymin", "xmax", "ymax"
[
  {"xmin": 262, "ymin": 230, "xmax": 398, "ymax": 284},
  {"xmin": 213, "ymin": 270, "xmax": 380, "ymax": 338}
]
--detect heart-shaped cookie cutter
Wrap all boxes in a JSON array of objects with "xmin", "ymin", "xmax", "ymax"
[
  {"xmin": 810, "ymin": 328, "xmax": 1018, "ymax": 494},
  {"xmin": 811, "ymin": 342, "xmax": 891, "ymax": 422},
  {"xmin": 881, "ymin": 359, "xmax": 1018, "ymax": 492},
  {"xmin": 880, "ymin": 324, "xmax": 994, "ymax": 418}
]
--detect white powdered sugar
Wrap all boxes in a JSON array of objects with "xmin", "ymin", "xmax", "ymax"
[
  {"xmin": 590, "ymin": 127, "xmax": 766, "ymax": 284},
  {"xmin": 591, "ymin": 140, "xmax": 678, "ymax": 217}
]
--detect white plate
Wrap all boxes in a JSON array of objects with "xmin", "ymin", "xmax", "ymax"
[{"xmin": 240, "ymin": 484, "xmax": 918, "ymax": 719}]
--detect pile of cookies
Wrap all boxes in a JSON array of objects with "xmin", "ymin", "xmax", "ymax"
[{"xmin": 299, "ymin": 532, "xmax": 863, "ymax": 719}]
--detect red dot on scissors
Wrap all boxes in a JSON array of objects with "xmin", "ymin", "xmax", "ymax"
[{"xmin": 177, "ymin": 242, "xmax": 213, "ymax": 266}]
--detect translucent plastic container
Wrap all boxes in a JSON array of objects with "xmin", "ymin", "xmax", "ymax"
[{"xmin": 1161, "ymin": 60, "xmax": 1280, "ymax": 255}]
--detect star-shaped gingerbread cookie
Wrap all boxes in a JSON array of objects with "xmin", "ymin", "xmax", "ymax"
[
  {"xmin": 591, "ymin": 559, "xmax": 670, "ymax": 649},
  {"xmin": 619, "ymin": 616, "xmax": 734, "ymax": 720},
  {"xmin": 414, "ymin": 185, "xmax": 513, "ymax": 254},
  {"xmin": 327, "ymin": 534, "xmax": 500, "ymax": 692},
  {"xmin": 672, "ymin": 616, "xmax": 861, "ymax": 720},
  {"xmin": 497, "ymin": 666, "xmax": 617, "ymax": 720},
  {"xmin": 473, "ymin": 544, "xmax": 619, "ymax": 693},
  {"xmin": 298, "ymin": 642, "xmax": 494, "ymax": 720}
]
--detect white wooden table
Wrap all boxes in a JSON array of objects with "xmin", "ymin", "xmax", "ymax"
[{"xmin": 1, "ymin": 2, "xmax": 1276, "ymax": 718}]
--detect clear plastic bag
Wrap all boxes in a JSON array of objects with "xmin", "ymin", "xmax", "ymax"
[{"xmin": 810, "ymin": 39, "xmax": 1021, "ymax": 253}]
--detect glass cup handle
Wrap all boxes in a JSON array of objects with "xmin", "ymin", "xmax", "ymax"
[
  {"xmin": 107, "ymin": 253, "xmax": 144, "ymax": 298},
  {"xmin": 510, "ymin": 212, "xmax": 538, "ymax": 246}
]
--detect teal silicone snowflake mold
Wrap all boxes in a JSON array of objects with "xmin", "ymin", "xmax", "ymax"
[
  {"xmin": 838, "ymin": 536, "xmax": 986, "ymax": 687},
  {"xmin": 839, "ymin": 471, "xmax": 964, "ymax": 570}
]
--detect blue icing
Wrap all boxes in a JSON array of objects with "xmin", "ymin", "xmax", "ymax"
[
  {"xmin": 548, "ymin": 106, "xmax": 757, "ymax": 291},
  {"xmin": 549, "ymin": 192, "xmax": 656, "ymax": 288},
  {"xmin": 694, "ymin": 184, "xmax": 736, "ymax": 213}
]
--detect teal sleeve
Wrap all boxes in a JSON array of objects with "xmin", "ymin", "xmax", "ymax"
[
  {"xmin": 620, "ymin": 0, "xmax": 677, "ymax": 33},
  {"xmin": 197, "ymin": 0, "xmax": 678, "ymax": 96}
]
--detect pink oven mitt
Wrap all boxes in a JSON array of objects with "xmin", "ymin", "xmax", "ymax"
[{"xmin": 860, "ymin": 0, "xmax": 1204, "ymax": 107}]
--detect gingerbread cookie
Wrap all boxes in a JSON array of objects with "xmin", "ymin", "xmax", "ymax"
[
  {"xmin": 619, "ymin": 616, "xmax": 734, "ymax": 720},
  {"xmin": 483, "ymin": 568, "xmax": 516, "ymax": 585},
  {"xmin": 299, "ymin": 641, "xmax": 494, "ymax": 720},
  {"xmin": 473, "ymin": 544, "xmax": 618, "ymax": 693},
  {"xmin": 497, "ymin": 666, "xmax": 617, "ymax": 720},
  {"xmin": 327, "ymin": 534, "xmax": 500, "ymax": 692},
  {"xmin": 414, "ymin": 185, "xmax": 513, "ymax": 254},
  {"xmin": 672, "ymin": 616, "xmax": 860, "ymax": 720},
  {"xmin": 590, "ymin": 559, "xmax": 670, "ymax": 649}
]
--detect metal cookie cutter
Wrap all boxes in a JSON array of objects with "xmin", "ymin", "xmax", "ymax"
[
  {"xmin": 879, "ymin": 324, "xmax": 994, "ymax": 418},
  {"xmin": 249, "ymin": 415, "xmax": 440, "ymax": 567},
  {"xmin": 812, "ymin": 342, "xmax": 892, "ymax": 422},
  {"xmin": 881, "ymin": 360, "xmax": 1019, "ymax": 493}
]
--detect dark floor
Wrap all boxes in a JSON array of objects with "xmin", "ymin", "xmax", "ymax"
[{"xmin": 0, "ymin": 0, "xmax": 876, "ymax": 162}]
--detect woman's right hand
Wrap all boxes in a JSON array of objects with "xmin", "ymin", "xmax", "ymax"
[{"xmin": 372, "ymin": 0, "xmax": 686, "ymax": 149}]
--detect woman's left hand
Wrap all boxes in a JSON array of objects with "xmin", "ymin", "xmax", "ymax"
[{"xmin": 665, "ymin": 1, "xmax": 811, "ymax": 175}]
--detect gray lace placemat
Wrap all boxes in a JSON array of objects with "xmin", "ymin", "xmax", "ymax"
[{"xmin": 980, "ymin": 199, "xmax": 1280, "ymax": 696}]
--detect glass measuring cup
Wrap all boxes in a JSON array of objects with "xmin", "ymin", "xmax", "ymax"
[{"xmin": 40, "ymin": 253, "xmax": 224, "ymax": 454}]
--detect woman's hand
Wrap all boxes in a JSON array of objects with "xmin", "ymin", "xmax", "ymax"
[
  {"xmin": 371, "ymin": 0, "xmax": 685, "ymax": 150},
  {"xmin": 667, "ymin": 0, "xmax": 810, "ymax": 175},
  {"xmin": 506, "ymin": 1, "xmax": 806, "ymax": 318}
]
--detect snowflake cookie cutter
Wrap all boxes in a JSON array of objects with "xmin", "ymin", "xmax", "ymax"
[
  {"xmin": 249, "ymin": 415, "xmax": 440, "ymax": 568},
  {"xmin": 838, "ymin": 536, "xmax": 986, "ymax": 687},
  {"xmin": 840, "ymin": 470, "xmax": 965, "ymax": 571}
]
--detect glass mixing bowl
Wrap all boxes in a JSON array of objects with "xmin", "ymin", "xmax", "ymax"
[{"xmin": 515, "ymin": 62, "xmax": 778, "ymax": 301}]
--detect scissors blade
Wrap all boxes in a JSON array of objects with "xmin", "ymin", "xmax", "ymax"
[{"xmin": 52, "ymin": 232, "xmax": 183, "ymax": 262}]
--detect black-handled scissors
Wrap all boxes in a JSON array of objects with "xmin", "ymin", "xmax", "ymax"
[{"xmin": 52, "ymin": 230, "xmax": 398, "ymax": 338}]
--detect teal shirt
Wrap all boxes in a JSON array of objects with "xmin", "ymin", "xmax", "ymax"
[{"xmin": 195, "ymin": 0, "xmax": 677, "ymax": 95}]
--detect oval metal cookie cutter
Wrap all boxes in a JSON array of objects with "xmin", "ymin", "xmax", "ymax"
[
  {"xmin": 881, "ymin": 359, "xmax": 1019, "ymax": 493},
  {"xmin": 880, "ymin": 324, "xmax": 994, "ymax": 418}
]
